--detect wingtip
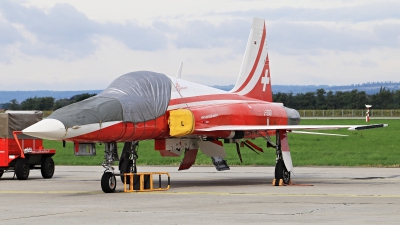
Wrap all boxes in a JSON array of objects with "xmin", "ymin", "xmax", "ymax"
[{"xmin": 349, "ymin": 124, "xmax": 388, "ymax": 131}]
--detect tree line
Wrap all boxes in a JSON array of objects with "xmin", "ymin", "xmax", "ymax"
[
  {"xmin": 1, "ymin": 87, "xmax": 399, "ymax": 111},
  {"xmin": 1, "ymin": 93, "xmax": 96, "ymax": 111},
  {"xmin": 273, "ymin": 87, "xmax": 400, "ymax": 109}
]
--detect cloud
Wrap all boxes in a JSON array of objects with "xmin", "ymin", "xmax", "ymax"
[
  {"xmin": 225, "ymin": 2, "xmax": 400, "ymax": 22},
  {"xmin": 0, "ymin": 0, "xmax": 168, "ymax": 60},
  {"xmin": 170, "ymin": 19, "xmax": 250, "ymax": 55},
  {"xmin": 360, "ymin": 59, "xmax": 379, "ymax": 68},
  {"xmin": 0, "ymin": 0, "xmax": 399, "ymax": 63},
  {"xmin": 163, "ymin": 14, "xmax": 400, "ymax": 58},
  {"xmin": 267, "ymin": 22, "xmax": 400, "ymax": 55},
  {"xmin": 102, "ymin": 22, "xmax": 167, "ymax": 51},
  {"xmin": 373, "ymin": 23, "xmax": 400, "ymax": 47},
  {"xmin": 164, "ymin": 8, "xmax": 400, "ymax": 57},
  {"xmin": 0, "ymin": 21, "xmax": 23, "ymax": 46}
]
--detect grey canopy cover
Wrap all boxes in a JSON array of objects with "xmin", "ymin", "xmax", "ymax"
[{"xmin": 49, "ymin": 71, "xmax": 172, "ymax": 128}]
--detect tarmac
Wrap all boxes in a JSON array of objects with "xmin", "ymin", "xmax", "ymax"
[{"xmin": 1, "ymin": 166, "xmax": 400, "ymax": 224}]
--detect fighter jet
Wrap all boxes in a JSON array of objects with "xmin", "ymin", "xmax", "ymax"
[{"xmin": 23, "ymin": 18, "xmax": 387, "ymax": 193}]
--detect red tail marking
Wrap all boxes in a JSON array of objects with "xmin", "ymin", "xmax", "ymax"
[{"xmin": 234, "ymin": 24, "xmax": 266, "ymax": 93}]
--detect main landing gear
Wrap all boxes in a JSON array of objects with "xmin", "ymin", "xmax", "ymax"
[
  {"xmin": 100, "ymin": 141, "xmax": 139, "ymax": 193},
  {"xmin": 260, "ymin": 130, "xmax": 291, "ymax": 185},
  {"xmin": 275, "ymin": 158, "xmax": 290, "ymax": 185},
  {"xmin": 274, "ymin": 130, "xmax": 291, "ymax": 185}
]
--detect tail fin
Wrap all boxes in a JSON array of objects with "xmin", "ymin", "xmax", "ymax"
[{"xmin": 230, "ymin": 18, "xmax": 272, "ymax": 102}]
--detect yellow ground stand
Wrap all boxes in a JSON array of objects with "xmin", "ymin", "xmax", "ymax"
[{"xmin": 123, "ymin": 172, "xmax": 170, "ymax": 192}]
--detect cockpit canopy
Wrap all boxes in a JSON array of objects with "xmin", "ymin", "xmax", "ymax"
[{"xmin": 49, "ymin": 71, "xmax": 172, "ymax": 128}]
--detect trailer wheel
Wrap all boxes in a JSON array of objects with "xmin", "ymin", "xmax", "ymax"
[
  {"xmin": 15, "ymin": 158, "xmax": 30, "ymax": 180},
  {"xmin": 0, "ymin": 170, "xmax": 3, "ymax": 178},
  {"xmin": 41, "ymin": 157, "xmax": 55, "ymax": 179}
]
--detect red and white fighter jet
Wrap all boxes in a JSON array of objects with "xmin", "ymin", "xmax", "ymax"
[{"xmin": 23, "ymin": 18, "xmax": 387, "ymax": 193}]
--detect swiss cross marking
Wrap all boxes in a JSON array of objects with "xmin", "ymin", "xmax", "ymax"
[
  {"xmin": 175, "ymin": 82, "xmax": 187, "ymax": 94},
  {"xmin": 261, "ymin": 70, "xmax": 269, "ymax": 92}
]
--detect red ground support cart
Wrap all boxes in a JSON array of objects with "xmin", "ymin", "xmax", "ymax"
[{"xmin": 0, "ymin": 111, "xmax": 56, "ymax": 180}]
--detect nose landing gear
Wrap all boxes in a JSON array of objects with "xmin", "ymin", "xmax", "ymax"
[
  {"xmin": 101, "ymin": 142, "xmax": 118, "ymax": 193},
  {"xmin": 100, "ymin": 141, "xmax": 139, "ymax": 193},
  {"xmin": 119, "ymin": 141, "xmax": 139, "ymax": 184}
]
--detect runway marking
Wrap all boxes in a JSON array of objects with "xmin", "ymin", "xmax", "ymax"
[
  {"xmin": 0, "ymin": 190, "xmax": 103, "ymax": 195},
  {"xmin": 2, "ymin": 190, "xmax": 400, "ymax": 198},
  {"xmin": 139, "ymin": 191, "xmax": 400, "ymax": 198}
]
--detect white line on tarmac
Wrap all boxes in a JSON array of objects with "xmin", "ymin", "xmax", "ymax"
[{"xmin": 3, "ymin": 190, "xmax": 400, "ymax": 198}]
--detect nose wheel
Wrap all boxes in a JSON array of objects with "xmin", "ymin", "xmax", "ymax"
[
  {"xmin": 101, "ymin": 172, "xmax": 116, "ymax": 193},
  {"xmin": 101, "ymin": 142, "xmax": 118, "ymax": 193}
]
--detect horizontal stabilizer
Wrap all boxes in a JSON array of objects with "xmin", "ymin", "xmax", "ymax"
[{"xmin": 291, "ymin": 131, "xmax": 348, "ymax": 137}]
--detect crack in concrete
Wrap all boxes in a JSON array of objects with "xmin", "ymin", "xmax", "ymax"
[
  {"xmin": 115, "ymin": 203, "xmax": 352, "ymax": 216},
  {"xmin": 0, "ymin": 210, "xmax": 85, "ymax": 222},
  {"xmin": 352, "ymin": 175, "xmax": 400, "ymax": 180}
]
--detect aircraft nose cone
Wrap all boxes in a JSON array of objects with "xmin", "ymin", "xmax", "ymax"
[{"xmin": 23, "ymin": 118, "xmax": 66, "ymax": 140}]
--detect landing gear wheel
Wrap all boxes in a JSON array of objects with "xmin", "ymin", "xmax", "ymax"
[
  {"xmin": 41, "ymin": 157, "xmax": 55, "ymax": 179},
  {"xmin": 101, "ymin": 172, "xmax": 116, "ymax": 193},
  {"xmin": 282, "ymin": 166, "xmax": 291, "ymax": 185},
  {"xmin": 119, "ymin": 159, "xmax": 137, "ymax": 184},
  {"xmin": 275, "ymin": 159, "xmax": 290, "ymax": 185},
  {"xmin": 15, "ymin": 158, "xmax": 30, "ymax": 180},
  {"xmin": 0, "ymin": 170, "xmax": 3, "ymax": 178}
]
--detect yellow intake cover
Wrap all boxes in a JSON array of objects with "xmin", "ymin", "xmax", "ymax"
[{"xmin": 169, "ymin": 109, "xmax": 195, "ymax": 137}]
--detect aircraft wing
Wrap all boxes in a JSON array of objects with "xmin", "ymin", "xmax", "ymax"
[{"xmin": 195, "ymin": 124, "xmax": 388, "ymax": 132}]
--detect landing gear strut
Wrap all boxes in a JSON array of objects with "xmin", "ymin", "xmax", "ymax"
[
  {"xmin": 101, "ymin": 142, "xmax": 118, "ymax": 193},
  {"xmin": 119, "ymin": 141, "xmax": 139, "ymax": 184},
  {"xmin": 274, "ymin": 130, "xmax": 290, "ymax": 185}
]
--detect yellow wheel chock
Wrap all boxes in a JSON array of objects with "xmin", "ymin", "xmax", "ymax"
[
  {"xmin": 123, "ymin": 172, "xmax": 170, "ymax": 192},
  {"xmin": 272, "ymin": 179, "xmax": 284, "ymax": 186}
]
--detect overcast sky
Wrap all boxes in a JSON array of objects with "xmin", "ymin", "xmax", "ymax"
[{"xmin": 0, "ymin": 0, "xmax": 399, "ymax": 91}]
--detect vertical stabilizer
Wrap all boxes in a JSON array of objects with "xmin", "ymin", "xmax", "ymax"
[
  {"xmin": 230, "ymin": 18, "xmax": 272, "ymax": 102},
  {"xmin": 176, "ymin": 62, "xmax": 183, "ymax": 78}
]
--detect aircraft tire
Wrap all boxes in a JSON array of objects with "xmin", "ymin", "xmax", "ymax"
[
  {"xmin": 282, "ymin": 165, "xmax": 290, "ymax": 185},
  {"xmin": 41, "ymin": 157, "xmax": 55, "ymax": 179},
  {"xmin": 15, "ymin": 158, "xmax": 30, "ymax": 180},
  {"xmin": 275, "ymin": 159, "xmax": 283, "ymax": 180},
  {"xmin": 119, "ymin": 159, "xmax": 138, "ymax": 184},
  {"xmin": 275, "ymin": 159, "xmax": 290, "ymax": 185},
  {"xmin": 101, "ymin": 172, "xmax": 116, "ymax": 193}
]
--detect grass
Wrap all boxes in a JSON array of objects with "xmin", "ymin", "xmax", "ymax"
[
  {"xmin": 45, "ymin": 119, "xmax": 399, "ymax": 167},
  {"xmin": 290, "ymin": 119, "xmax": 398, "ymax": 166}
]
